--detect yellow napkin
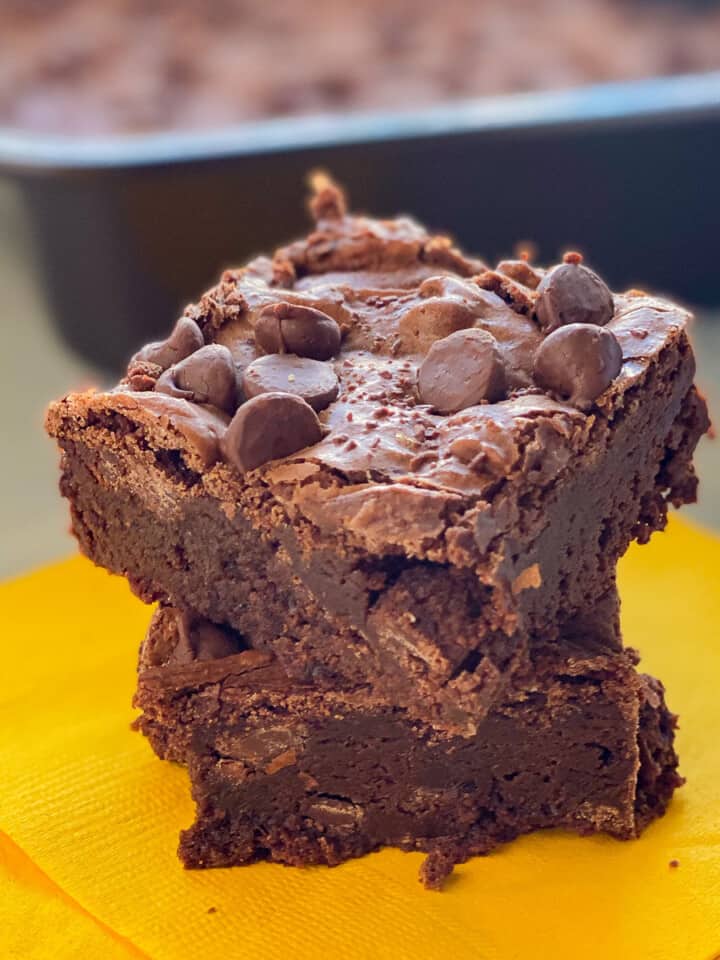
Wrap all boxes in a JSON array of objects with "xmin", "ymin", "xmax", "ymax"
[
  {"xmin": 1, "ymin": 832, "xmax": 139, "ymax": 960},
  {"xmin": 1, "ymin": 519, "xmax": 720, "ymax": 960}
]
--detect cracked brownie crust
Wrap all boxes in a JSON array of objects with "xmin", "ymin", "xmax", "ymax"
[{"xmin": 47, "ymin": 179, "xmax": 709, "ymax": 733}]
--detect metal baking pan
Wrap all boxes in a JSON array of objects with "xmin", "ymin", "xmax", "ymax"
[{"xmin": 1, "ymin": 72, "xmax": 719, "ymax": 372}]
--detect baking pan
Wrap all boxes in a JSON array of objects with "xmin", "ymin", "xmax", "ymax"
[{"xmin": 1, "ymin": 72, "xmax": 719, "ymax": 373}]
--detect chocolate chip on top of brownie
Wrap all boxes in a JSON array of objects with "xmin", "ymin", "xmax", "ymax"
[{"xmin": 116, "ymin": 175, "xmax": 686, "ymax": 482}]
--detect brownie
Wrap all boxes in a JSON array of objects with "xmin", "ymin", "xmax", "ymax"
[
  {"xmin": 134, "ymin": 606, "xmax": 682, "ymax": 888},
  {"xmin": 4, "ymin": 0, "xmax": 720, "ymax": 135},
  {"xmin": 47, "ymin": 178, "xmax": 709, "ymax": 734}
]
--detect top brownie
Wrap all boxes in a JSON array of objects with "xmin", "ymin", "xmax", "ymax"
[{"xmin": 47, "ymin": 176, "xmax": 708, "ymax": 733}]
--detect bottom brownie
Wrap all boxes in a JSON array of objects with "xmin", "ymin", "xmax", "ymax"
[{"xmin": 134, "ymin": 608, "xmax": 682, "ymax": 888}]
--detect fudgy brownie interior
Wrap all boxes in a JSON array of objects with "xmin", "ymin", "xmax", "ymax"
[{"xmin": 134, "ymin": 606, "xmax": 682, "ymax": 888}]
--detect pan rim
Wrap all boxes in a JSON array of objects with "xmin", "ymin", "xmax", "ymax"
[{"xmin": 0, "ymin": 71, "xmax": 719, "ymax": 173}]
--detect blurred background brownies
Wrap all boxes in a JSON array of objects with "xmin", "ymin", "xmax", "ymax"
[{"xmin": 2, "ymin": 0, "xmax": 720, "ymax": 134}]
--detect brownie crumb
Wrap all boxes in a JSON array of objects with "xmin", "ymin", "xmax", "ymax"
[
  {"xmin": 669, "ymin": 859, "xmax": 680, "ymax": 869},
  {"xmin": 207, "ymin": 906, "xmax": 217, "ymax": 914},
  {"xmin": 308, "ymin": 171, "xmax": 346, "ymax": 222},
  {"xmin": 419, "ymin": 850, "xmax": 457, "ymax": 891},
  {"xmin": 124, "ymin": 359, "xmax": 163, "ymax": 392}
]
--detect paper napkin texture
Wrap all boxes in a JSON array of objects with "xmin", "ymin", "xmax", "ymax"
[
  {"xmin": 1, "ymin": 831, "xmax": 141, "ymax": 960},
  {"xmin": 1, "ymin": 520, "xmax": 719, "ymax": 960}
]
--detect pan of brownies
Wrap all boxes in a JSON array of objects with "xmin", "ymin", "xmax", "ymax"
[{"xmin": 1, "ymin": 0, "xmax": 720, "ymax": 370}]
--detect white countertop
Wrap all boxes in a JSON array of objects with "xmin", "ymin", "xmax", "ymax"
[{"xmin": 1, "ymin": 180, "xmax": 717, "ymax": 580}]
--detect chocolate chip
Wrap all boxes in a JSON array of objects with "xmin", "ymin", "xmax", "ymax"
[
  {"xmin": 417, "ymin": 329, "xmax": 506, "ymax": 413},
  {"xmin": 399, "ymin": 277, "xmax": 480, "ymax": 351},
  {"xmin": 534, "ymin": 260, "xmax": 614, "ymax": 333},
  {"xmin": 255, "ymin": 301, "xmax": 342, "ymax": 360},
  {"xmin": 221, "ymin": 392, "xmax": 322, "ymax": 472},
  {"xmin": 131, "ymin": 316, "xmax": 204, "ymax": 370},
  {"xmin": 533, "ymin": 323, "xmax": 623, "ymax": 409},
  {"xmin": 242, "ymin": 354, "xmax": 339, "ymax": 412},
  {"xmin": 253, "ymin": 310, "xmax": 283, "ymax": 354},
  {"xmin": 155, "ymin": 344, "xmax": 237, "ymax": 414}
]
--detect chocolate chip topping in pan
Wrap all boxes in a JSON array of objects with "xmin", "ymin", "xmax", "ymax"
[
  {"xmin": 417, "ymin": 329, "xmax": 507, "ymax": 413},
  {"xmin": 221, "ymin": 392, "xmax": 323, "ymax": 472},
  {"xmin": 131, "ymin": 316, "xmax": 204, "ymax": 370},
  {"xmin": 242, "ymin": 354, "xmax": 339, "ymax": 412},
  {"xmin": 535, "ymin": 253, "xmax": 614, "ymax": 333},
  {"xmin": 155, "ymin": 344, "xmax": 238, "ymax": 415},
  {"xmin": 255, "ymin": 301, "xmax": 342, "ymax": 360},
  {"xmin": 533, "ymin": 323, "xmax": 623, "ymax": 409}
]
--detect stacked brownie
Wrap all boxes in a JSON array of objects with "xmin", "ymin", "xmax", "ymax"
[{"xmin": 47, "ymin": 176, "xmax": 708, "ymax": 886}]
